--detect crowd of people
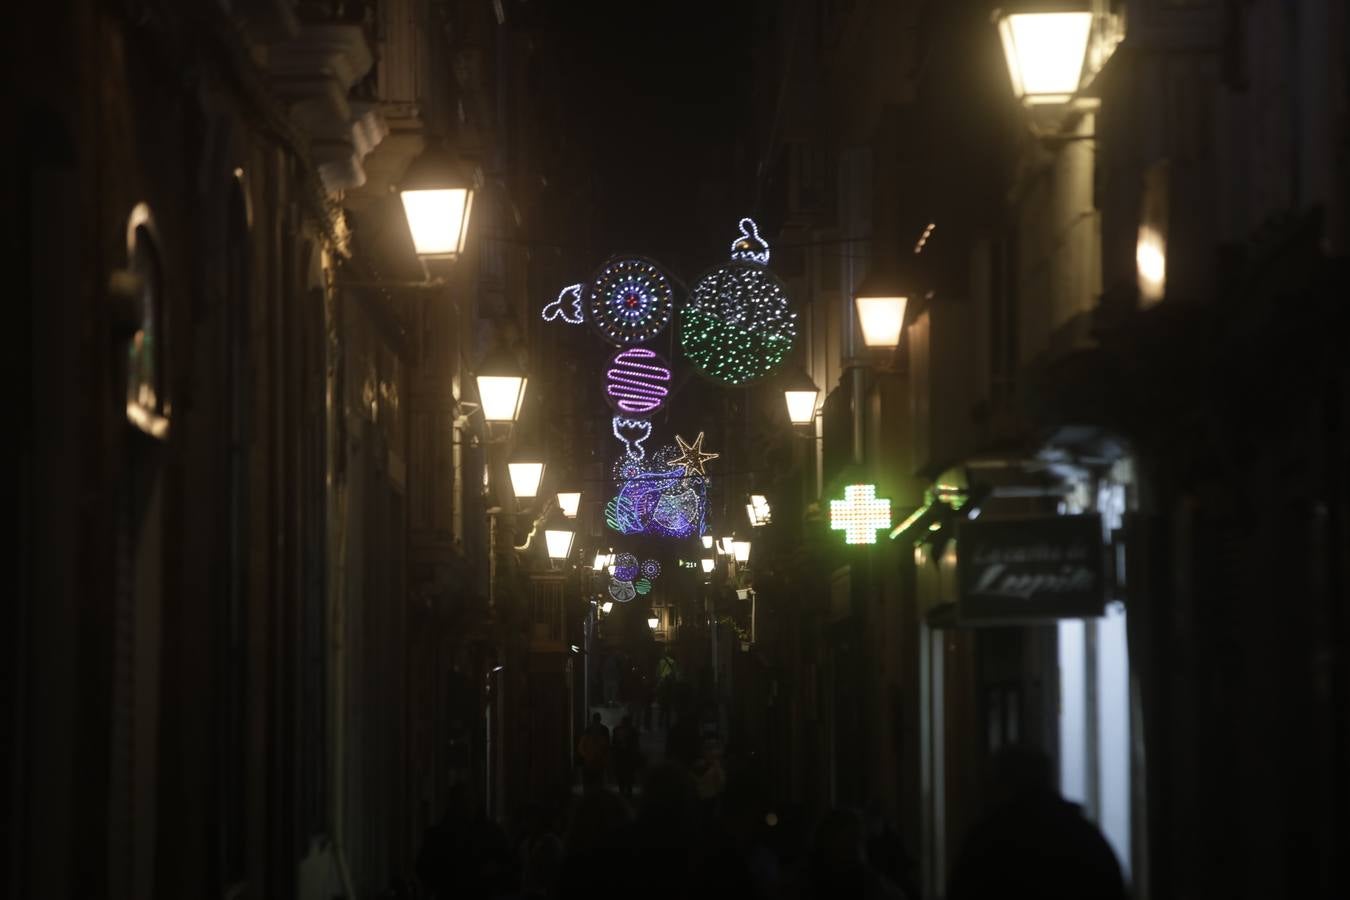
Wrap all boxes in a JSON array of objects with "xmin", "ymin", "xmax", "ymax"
[{"xmin": 410, "ymin": 733, "xmax": 1124, "ymax": 900}]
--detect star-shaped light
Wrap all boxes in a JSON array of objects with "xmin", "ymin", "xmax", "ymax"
[{"xmin": 667, "ymin": 431, "xmax": 719, "ymax": 477}]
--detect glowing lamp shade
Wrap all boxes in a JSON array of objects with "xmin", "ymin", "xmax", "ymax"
[
  {"xmin": 854, "ymin": 295, "xmax": 909, "ymax": 349},
  {"xmin": 701, "ymin": 557, "xmax": 715, "ymax": 574},
  {"xmin": 784, "ymin": 389, "xmax": 819, "ymax": 425},
  {"xmin": 601, "ymin": 601, "xmax": 614, "ymax": 614},
  {"xmin": 400, "ymin": 189, "xmax": 473, "ymax": 258},
  {"xmin": 829, "ymin": 484, "xmax": 892, "ymax": 545},
  {"xmin": 544, "ymin": 528, "xmax": 575, "ymax": 562},
  {"xmin": 733, "ymin": 541, "xmax": 751, "ymax": 563},
  {"xmin": 997, "ymin": 11, "xmax": 1093, "ymax": 106},
  {"xmin": 508, "ymin": 462, "xmax": 545, "ymax": 499},
  {"xmin": 783, "ymin": 368, "xmax": 820, "ymax": 425},
  {"xmin": 647, "ymin": 616, "xmax": 660, "ymax": 630},
  {"xmin": 557, "ymin": 491, "xmax": 582, "ymax": 518},
  {"xmin": 701, "ymin": 535, "xmax": 714, "ymax": 550},
  {"xmin": 593, "ymin": 551, "xmax": 608, "ymax": 571},
  {"xmin": 747, "ymin": 495, "xmax": 772, "ymax": 527},
  {"xmin": 719, "ymin": 537, "xmax": 735, "ymax": 555},
  {"xmin": 398, "ymin": 147, "xmax": 474, "ymax": 259}
]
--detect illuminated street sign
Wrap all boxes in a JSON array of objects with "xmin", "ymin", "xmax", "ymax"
[{"xmin": 830, "ymin": 484, "xmax": 892, "ymax": 545}]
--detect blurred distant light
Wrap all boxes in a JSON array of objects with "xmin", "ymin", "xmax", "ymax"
[{"xmin": 1136, "ymin": 226, "xmax": 1167, "ymax": 305}]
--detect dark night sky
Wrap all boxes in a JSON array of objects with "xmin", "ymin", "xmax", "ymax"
[{"xmin": 537, "ymin": 0, "xmax": 759, "ymax": 273}]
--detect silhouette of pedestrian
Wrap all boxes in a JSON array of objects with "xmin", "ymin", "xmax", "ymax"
[
  {"xmin": 415, "ymin": 784, "xmax": 516, "ymax": 899},
  {"xmin": 947, "ymin": 745, "xmax": 1124, "ymax": 900},
  {"xmin": 612, "ymin": 714, "xmax": 641, "ymax": 797},
  {"xmin": 577, "ymin": 712, "xmax": 611, "ymax": 790},
  {"xmin": 790, "ymin": 807, "xmax": 906, "ymax": 899},
  {"xmin": 665, "ymin": 707, "xmax": 701, "ymax": 769}
]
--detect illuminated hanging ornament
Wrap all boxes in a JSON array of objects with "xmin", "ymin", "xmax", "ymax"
[
  {"xmin": 641, "ymin": 559, "xmax": 662, "ymax": 580},
  {"xmin": 541, "ymin": 283, "xmax": 584, "ymax": 324},
  {"xmin": 635, "ymin": 578, "xmax": 653, "ymax": 596},
  {"xmin": 606, "ymin": 347, "xmax": 672, "ymax": 416},
  {"xmin": 681, "ymin": 218, "xmax": 796, "ymax": 384},
  {"xmin": 667, "ymin": 432, "xmax": 719, "ymax": 477},
  {"xmin": 612, "ymin": 416, "xmax": 653, "ymax": 461},
  {"xmin": 609, "ymin": 577, "xmax": 637, "ymax": 603},
  {"xmin": 613, "ymin": 552, "xmax": 640, "ymax": 582},
  {"xmin": 606, "ymin": 443, "xmax": 709, "ymax": 539},
  {"xmin": 586, "ymin": 256, "xmax": 675, "ymax": 346},
  {"xmin": 730, "ymin": 217, "xmax": 770, "ymax": 264}
]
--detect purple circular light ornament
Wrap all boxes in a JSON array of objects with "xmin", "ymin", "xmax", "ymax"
[
  {"xmin": 613, "ymin": 552, "xmax": 640, "ymax": 582},
  {"xmin": 587, "ymin": 257, "xmax": 675, "ymax": 346},
  {"xmin": 641, "ymin": 559, "xmax": 662, "ymax": 579},
  {"xmin": 606, "ymin": 347, "xmax": 672, "ymax": 417}
]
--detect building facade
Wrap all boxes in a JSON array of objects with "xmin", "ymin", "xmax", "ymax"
[
  {"xmin": 749, "ymin": 1, "xmax": 1348, "ymax": 898},
  {"xmin": 12, "ymin": 1, "xmax": 577, "ymax": 897}
]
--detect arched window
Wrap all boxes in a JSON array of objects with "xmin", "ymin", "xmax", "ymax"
[{"xmin": 123, "ymin": 204, "xmax": 169, "ymax": 438}]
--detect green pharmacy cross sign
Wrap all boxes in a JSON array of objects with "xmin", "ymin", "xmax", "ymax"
[{"xmin": 830, "ymin": 484, "xmax": 892, "ymax": 545}]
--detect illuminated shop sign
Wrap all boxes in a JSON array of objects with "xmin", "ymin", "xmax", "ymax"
[{"xmin": 956, "ymin": 515, "xmax": 1104, "ymax": 622}]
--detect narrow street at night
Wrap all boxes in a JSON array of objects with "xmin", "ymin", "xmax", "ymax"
[{"xmin": 12, "ymin": 2, "xmax": 1349, "ymax": 899}]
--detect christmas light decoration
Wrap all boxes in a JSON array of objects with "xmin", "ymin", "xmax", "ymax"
[
  {"xmin": 641, "ymin": 559, "xmax": 662, "ymax": 579},
  {"xmin": 541, "ymin": 283, "xmax": 584, "ymax": 324},
  {"xmin": 606, "ymin": 347, "xmax": 672, "ymax": 416},
  {"xmin": 613, "ymin": 552, "xmax": 640, "ymax": 582},
  {"xmin": 667, "ymin": 432, "xmax": 719, "ymax": 477},
  {"xmin": 829, "ymin": 484, "xmax": 893, "ymax": 545},
  {"xmin": 635, "ymin": 578, "xmax": 652, "ymax": 596},
  {"xmin": 729, "ymin": 217, "xmax": 770, "ymax": 265},
  {"xmin": 605, "ymin": 444, "xmax": 709, "ymax": 539},
  {"xmin": 586, "ymin": 257, "xmax": 675, "ymax": 346},
  {"xmin": 609, "ymin": 577, "xmax": 636, "ymax": 603},
  {"xmin": 612, "ymin": 416, "xmax": 653, "ymax": 461},
  {"xmin": 681, "ymin": 221, "xmax": 796, "ymax": 385}
]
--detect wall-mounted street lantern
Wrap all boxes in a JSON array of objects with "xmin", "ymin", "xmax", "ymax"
[
  {"xmin": 718, "ymin": 536, "xmax": 735, "ymax": 556},
  {"xmin": 701, "ymin": 535, "xmax": 714, "ymax": 550},
  {"xmin": 995, "ymin": 5, "xmax": 1093, "ymax": 108},
  {"xmin": 732, "ymin": 540, "xmax": 752, "ymax": 563},
  {"xmin": 592, "ymin": 550, "xmax": 609, "ymax": 571},
  {"xmin": 647, "ymin": 616, "xmax": 660, "ymax": 630},
  {"xmin": 475, "ymin": 345, "xmax": 528, "ymax": 424},
  {"xmin": 701, "ymin": 557, "xmax": 715, "ymax": 574},
  {"xmin": 507, "ymin": 458, "xmax": 545, "ymax": 499},
  {"xmin": 783, "ymin": 368, "xmax": 820, "ymax": 426},
  {"xmin": 853, "ymin": 269, "xmax": 911, "ymax": 349},
  {"xmin": 556, "ymin": 491, "xmax": 582, "ymax": 518},
  {"xmin": 399, "ymin": 145, "xmax": 475, "ymax": 260},
  {"xmin": 544, "ymin": 526, "xmax": 575, "ymax": 564}
]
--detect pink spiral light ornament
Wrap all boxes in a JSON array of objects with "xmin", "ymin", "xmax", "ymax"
[{"xmin": 605, "ymin": 347, "xmax": 672, "ymax": 416}]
